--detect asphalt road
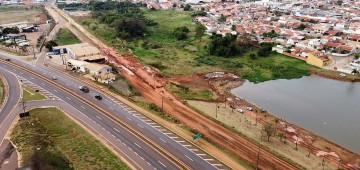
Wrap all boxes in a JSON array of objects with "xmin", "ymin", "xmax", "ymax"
[
  {"xmin": 0, "ymin": 67, "xmax": 21, "ymax": 146},
  {"xmin": 0, "ymin": 54, "xmax": 227, "ymax": 170}
]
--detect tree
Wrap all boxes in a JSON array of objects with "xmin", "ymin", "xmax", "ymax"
[
  {"xmin": 2, "ymin": 27, "xmax": 20, "ymax": 34},
  {"xmin": 195, "ymin": 23, "xmax": 206, "ymax": 42},
  {"xmin": 298, "ymin": 24, "xmax": 307, "ymax": 30},
  {"xmin": 113, "ymin": 18, "xmax": 147, "ymax": 39},
  {"xmin": 218, "ymin": 14, "xmax": 226, "ymax": 22},
  {"xmin": 173, "ymin": 26, "xmax": 189, "ymax": 40},
  {"xmin": 351, "ymin": 69, "xmax": 359, "ymax": 75},
  {"xmin": 264, "ymin": 123, "xmax": 275, "ymax": 142},
  {"xmin": 337, "ymin": 0, "xmax": 343, "ymax": 6},
  {"xmin": 355, "ymin": 52, "xmax": 360, "ymax": 59},
  {"xmin": 183, "ymin": 4, "xmax": 191, "ymax": 11},
  {"xmin": 231, "ymin": 25, "xmax": 236, "ymax": 31},
  {"xmin": 172, "ymin": 3, "xmax": 177, "ymax": 8},
  {"xmin": 250, "ymin": 53, "xmax": 256, "ymax": 60},
  {"xmin": 257, "ymin": 43, "xmax": 273, "ymax": 57},
  {"xmin": 45, "ymin": 40, "xmax": 58, "ymax": 51}
]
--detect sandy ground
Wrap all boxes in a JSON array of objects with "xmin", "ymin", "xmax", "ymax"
[{"xmin": 187, "ymin": 100, "xmax": 337, "ymax": 170}]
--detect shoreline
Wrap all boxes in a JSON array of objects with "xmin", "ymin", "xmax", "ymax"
[{"xmin": 223, "ymin": 74, "xmax": 360, "ymax": 168}]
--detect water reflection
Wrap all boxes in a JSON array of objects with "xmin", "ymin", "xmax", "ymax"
[{"xmin": 231, "ymin": 75, "xmax": 360, "ymax": 154}]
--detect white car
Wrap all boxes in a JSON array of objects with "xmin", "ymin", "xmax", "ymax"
[
  {"xmin": 339, "ymin": 73, "xmax": 346, "ymax": 77},
  {"xmin": 246, "ymin": 107, "xmax": 253, "ymax": 111},
  {"xmin": 237, "ymin": 109, "xmax": 244, "ymax": 113}
]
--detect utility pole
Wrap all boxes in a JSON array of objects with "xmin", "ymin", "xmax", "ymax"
[
  {"xmin": 21, "ymin": 99, "xmax": 26, "ymax": 113},
  {"xmin": 215, "ymin": 102, "xmax": 218, "ymax": 118},
  {"xmin": 256, "ymin": 145, "xmax": 261, "ymax": 170},
  {"xmin": 161, "ymin": 96, "xmax": 164, "ymax": 115},
  {"xmin": 32, "ymin": 45, "xmax": 36, "ymax": 59}
]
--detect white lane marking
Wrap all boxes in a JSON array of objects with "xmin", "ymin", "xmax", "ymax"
[
  {"xmin": 190, "ymin": 149, "xmax": 199, "ymax": 151},
  {"xmin": 148, "ymin": 122, "xmax": 156, "ymax": 125},
  {"xmin": 109, "ymin": 107, "xmax": 114, "ymax": 110},
  {"xmin": 128, "ymin": 147, "xmax": 132, "ymax": 151},
  {"xmin": 141, "ymin": 157, "xmax": 145, "ymax": 160},
  {"xmin": 205, "ymin": 159, "xmax": 214, "ymax": 161},
  {"xmin": 197, "ymin": 153, "xmax": 206, "ymax": 156},
  {"xmin": 152, "ymin": 126, "xmax": 161, "ymax": 128},
  {"xmin": 137, "ymin": 124, "xmax": 143, "ymax": 128},
  {"xmin": 53, "ymin": 89, "xmax": 57, "ymax": 92},
  {"xmin": 134, "ymin": 152, "xmax": 138, "ymax": 155},
  {"xmin": 177, "ymin": 141, "xmax": 185, "ymax": 143},
  {"xmin": 183, "ymin": 145, "xmax": 191, "ymax": 147},
  {"xmin": 66, "ymin": 97, "xmax": 71, "ymax": 100},
  {"xmin": 114, "ymin": 128, "xmax": 120, "ymax": 132},
  {"xmin": 96, "ymin": 116, "xmax": 101, "ymax": 120},
  {"xmin": 126, "ymin": 117, "xmax": 132, "ymax": 121},
  {"xmin": 212, "ymin": 164, "xmax": 223, "ymax": 166},
  {"xmin": 81, "ymin": 106, "xmax": 85, "ymax": 109},
  {"xmin": 185, "ymin": 155, "xmax": 193, "ymax": 161},
  {"xmin": 164, "ymin": 133, "xmax": 172, "ymax": 135},
  {"xmin": 158, "ymin": 161, "xmax": 166, "ymax": 167},
  {"xmin": 159, "ymin": 138, "xmax": 166, "ymax": 143},
  {"xmin": 134, "ymin": 143, "xmax": 141, "ymax": 148},
  {"xmin": 170, "ymin": 136, "xmax": 178, "ymax": 139}
]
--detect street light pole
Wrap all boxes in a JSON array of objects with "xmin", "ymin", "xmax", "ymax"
[{"xmin": 215, "ymin": 102, "xmax": 218, "ymax": 118}]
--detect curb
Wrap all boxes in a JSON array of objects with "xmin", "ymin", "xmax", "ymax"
[{"xmin": 0, "ymin": 74, "xmax": 10, "ymax": 111}]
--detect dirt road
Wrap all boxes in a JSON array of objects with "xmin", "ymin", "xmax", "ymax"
[{"xmin": 48, "ymin": 5, "xmax": 301, "ymax": 169}]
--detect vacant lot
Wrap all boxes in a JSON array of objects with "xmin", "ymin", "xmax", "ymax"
[
  {"xmin": 0, "ymin": 6, "xmax": 42, "ymax": 25},
  {"xmin": 54, "ymin": 28, "xmax": 81, "ymax": 45},
  {"xmin": 81, "ymin": 9, "xmax": 312, "ymax": 82},
  {"xmin": 22, "ymin": 86, "xmax": 46, "ymax": 102},
  {"xmin": 10, "ymin": 108, "xmax": 130, "ymax": 170}
]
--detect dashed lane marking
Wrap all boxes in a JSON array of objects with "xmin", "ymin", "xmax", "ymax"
[{"xmin": 185, "ymin": 155, "xmax": 193, "ymax": 161}]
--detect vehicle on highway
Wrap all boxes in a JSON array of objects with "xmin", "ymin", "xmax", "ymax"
[
  {"xmin": 5, "ymin": 58, "xmax": 10, "ymax": 61},
  {"xmin": 261, "ymin": 108, "xmax": 267, "ymax": 113},
  {"xmin": 246, "ymin": 106, "xmax": 253, "ymax": 111},
  {"xmin": 95, "ymin": 95, "xmax": 102, "ymax": 100},
  {"xmin": 237, "ymin": 108, "xmax": 244, "ymax": 113},
  {"xmin": 339, "ymin": 73, "xmax": 346, "ymax": 77},
  {"xmin": 52, "ymin": 76, "xmax": 57, "ymax": 80},
  {"xmin": 79, "ymin": 85, "xmax": 89, "ymax": 93}
]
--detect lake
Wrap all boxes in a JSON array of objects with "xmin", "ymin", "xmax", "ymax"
[{"xmin": 231, "ymin": 75, "xmax": 360, "ymax": 154}]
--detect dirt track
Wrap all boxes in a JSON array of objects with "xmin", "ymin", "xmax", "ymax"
[{"xmin": 50, "ymin": 5, "xmax": 302, "ymax": 169}]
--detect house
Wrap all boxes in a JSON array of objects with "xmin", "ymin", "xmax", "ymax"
[
  {"xmin": 84, "ymin": 63, "xmax": 112, "ymax": 76},
  {"xmin": 348, "ymin": 34, "xmax": 360, "ymax": 42},
  {"xmin": 67, "ymin": 59, "xmax": 88, "ymax": 72},
  {"xmin": 306, "ymin": 52, "xmax": 332, "ymax": 67},
  {"xmin": 323, "ymin": 30, "xmax": 343, "ymax": 36},
  {"xmin": 272, "ymin": 45, "xmax": 286, "ymax": 53},
  {"xmin": 312, "ymin": 24, "xmax": 330, "ymax": 34}
]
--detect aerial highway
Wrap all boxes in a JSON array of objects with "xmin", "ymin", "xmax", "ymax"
[{"xmin": 0, "ymin": 53, "xmax": 228, "ymax": 170}]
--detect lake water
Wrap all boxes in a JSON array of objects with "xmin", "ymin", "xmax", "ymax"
[{"xmin": 231, "ymin": 75, "xmax": 360, "ymax": 154}]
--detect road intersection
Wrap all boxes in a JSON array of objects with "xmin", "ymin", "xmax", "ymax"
[{"xmin": 0, "ymin": 53, "xmax": 228, "ymax": 170}]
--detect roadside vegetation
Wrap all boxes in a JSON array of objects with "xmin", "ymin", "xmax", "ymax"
[
  {"xmin": 0, "ymin": 79, "xmax": 4, "ymax": 104},
  {"xmin": 10, "ymin": 108, "xmax": 130, "ymax": 170},
  {"xmin": 22, "ymin": 86, "xmax": 46, "ymax": 102},
  {"xmin": 54, "ymin": 28, "xmax": 81, "ymax": 45}
]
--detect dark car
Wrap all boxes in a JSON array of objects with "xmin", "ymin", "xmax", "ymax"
[
  {"xmin": 95, "ymin": 95, "xmax": 102, "ymax": 100},
  {"xmin": 5, "ymin": 58, "xmax": 10, "ymax": 61},
  {"xmin": 79, "ymin": 86, "xmax": 89, "ymax": 93}
]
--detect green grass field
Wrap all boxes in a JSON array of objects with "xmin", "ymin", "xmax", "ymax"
[
  {"xmin": 22, "ymin": 86, "xmax": 46, "ymax": 102},
  {"xmin": 81, "ymin": 9, "xmax": 313, "ymax": 82},
  {"xmin": 10, "ymin": 108, "xmax": 131, "ymax": 170},
  {"xmin": 55, "ymin": 28, "xmax": 82, "ymax": 45}
]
